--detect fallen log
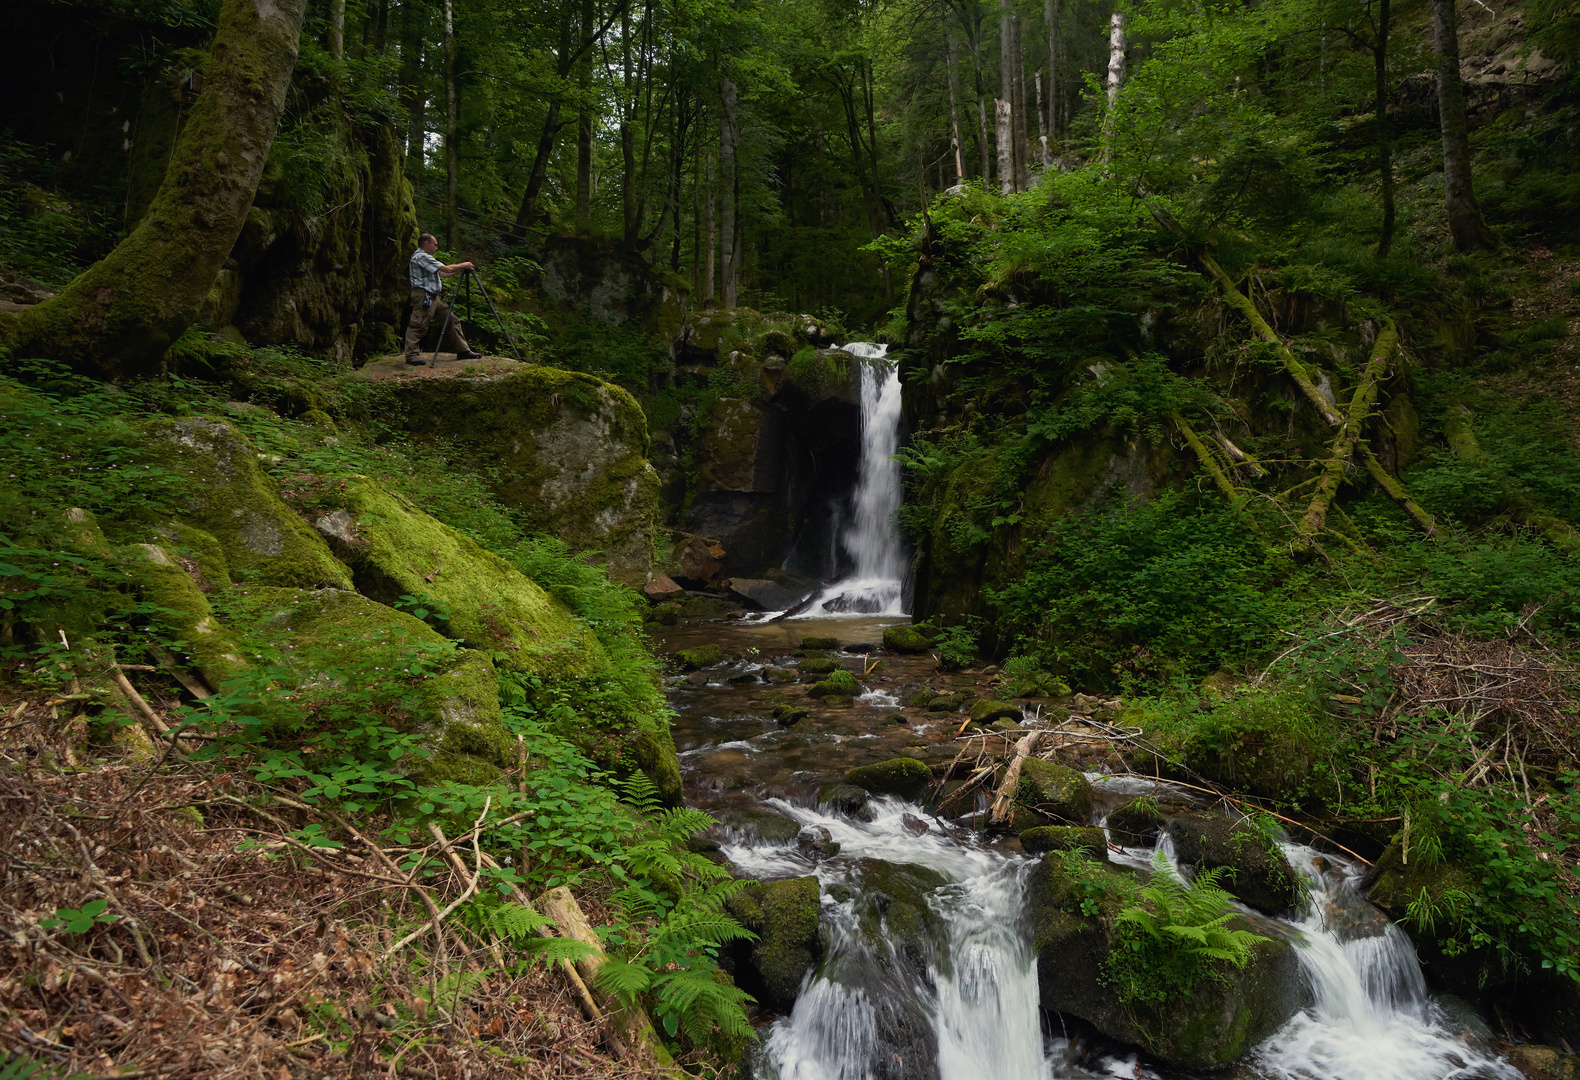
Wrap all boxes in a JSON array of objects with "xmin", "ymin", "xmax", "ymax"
[
  {"xmin": 1174, "ymin": 414, "xmax": 1242, "ymax": 505},
  {"xmin": 1362, "ymin": 448, "xmax": 1442, "ymax": 538},
  {"xmin": 1293, "ymin": 316, "xmax": 1399, "ymax": 550},
  {"xmin": 542, "ymin": 885, "xmax": 677, "ymax": 1072},
  {"xmin": 1200, "ymin": 253, "xmax": 1343, "ymax": 427}
]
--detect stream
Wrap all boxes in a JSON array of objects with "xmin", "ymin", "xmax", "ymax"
[{"xmin": 651, "ymin": 349, "xmax": 1523, "ymax": 1079}]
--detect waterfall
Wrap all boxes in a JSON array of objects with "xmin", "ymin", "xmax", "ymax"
[{"xmin": 798, "ymin": 342, "xmax": 908, "ymax": 618}]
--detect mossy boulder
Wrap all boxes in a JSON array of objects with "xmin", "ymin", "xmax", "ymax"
[
  {"xmin": 797, "ymin": 657, "xmax": 838, "ymax": 675},
  {"xmin": 1017, "ymin": 758, "xmax": 1094, "ymax": 825},
  {"xmin": 309, "ymin": 474, "xmax": 596, "ymax": 676},
  {"xmin": 928, "ymin": 692, "xmax": 968, "ymax": 712},
  {"xmin": 846, "ymin": 757, "xmax": 932, "ymax": 801},
  {"xmin": 379, "ymin": 366, "xmax": 659, "ymax": 585},
  {"xmin": 723, "ymin": 876, "xmax": 823, "ymax": 1011},
  {"xmin": 717, "ymin": 809, "xmax": 802, "ymax": 844},
  {"xmin": 1027, "ymin": 853, "xmax": 1305, "ymax": 1068},
  {"xmin": 808, "ymin": 669, "xmax": 860, "ymax": 698},
  {"xmin": 883, "ymin": 625, "xmax": 933, "ymax": 653},
  {"xmin": 1164, "ymin": 812, "xmax": 1301, "ymax": 915},
  {"xmin": 214, "ymin": 586, "xmax": 511, "ymax": 783},
  {"xmin": 674, "ymin": 644, "xmax": 724, "ymax": 670},
  {"xmin": 801, "ymin": 635, "xmax": 839, "ymax": 650},
  {"xmin": 124, "ymin": 542, "xmax": 247, "ymax": 689},
  {"xmin": 969, "ymin": 699, "xmax": 1021, "ymax": 725},
  {"xmin": 1021, "ymin": 825, "xmax": 1108, "ymax": 858},
  {"xmin": 140, "ymin": 416, "xmax": 352, "ymax": 589},
  {"xmin": 817, "ymin": 783, "xmax": 870, "ymax": 815},
  {"xmin": 1105, "ymin": 797, "xmax": 1165, "ymax": 846}
]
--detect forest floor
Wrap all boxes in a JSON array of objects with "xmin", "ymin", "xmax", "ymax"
[
  {"xmin": 0, "ymin": 686, "xmax": 640, "ymax": 1080},
  {"xmin": 358, "ymin": 353, "xmax": 526, "ymax": 381}
]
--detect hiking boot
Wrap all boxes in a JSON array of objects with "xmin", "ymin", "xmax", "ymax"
[
  {"xmin": 456, "ymin": 350, "xmax": 483, "ymax": 361},
  {"xmin": 405, "ymin": 357, "xmax": 427, "ymax": 366}
]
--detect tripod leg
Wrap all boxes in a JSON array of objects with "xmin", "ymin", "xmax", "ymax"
[
  {"xmin": 471, "ymin": 271, "xmax": 524, "ymax": 363},
  {"xmin": 432, "ymin": 290, "xmax": 450, "ymax": 366}
]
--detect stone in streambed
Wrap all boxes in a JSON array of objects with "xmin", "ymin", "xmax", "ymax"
[
  {"xmin": 928, "ymin": 693, "xmax": 968, "ymax": 712},
  {"xmin": 1016, "ymin": 758, "xmax": 1094, "ymax": 826},
  {"xmin": 808, "ymin": 670, "xmax": 860, "ymax": 698},
  {"xmin": 818, "ymin": 783, "xmax": 871, "ymax": 816},
  {"xmin": 674, "ymin": 644, "xmax": 724, "ymax": 670},
  {"xmin": 1027, "ymin": 853, "xmax": 1305, "ymax": 1068},
  {"xmin": 728, "ymin": 577, "xmax": 814, "ymax": 611},
  {"xmin": 772, "ymin": 704, "xmax": 810, "ymax": 726},
  {"xmin": 724, "ymin": 876, "xmax": 823, "ymax": 1012},
  {"xmin": 1020, "ymin": 825, "xmax": 1108, "ymax": 858},
  {"xmin": 846, "ymin": 757, "xmax": 932, "ymax": 801},
  {"xmin": 797, "ymin": 657, "xmax": 838, "ymax": 675},
  {"xmin": 797, "ymin": 825, "xmax": 841, "ymax": 859},
  {"xmin": 883, "ymin": 625, "xmax": 934, "ymax": 653},
  {"xmin": 802, "ymin": 635, "xmax": 839, "ymax": 650},
  {"xmin": 643, "ymin": 573, "xmax": 686, "ymax": 602},
  {"xmin": 970, "ymin": 699, "xmax": 1022, "ymax": 725},
  {"xmin": 883, "ymin": 713, "xmax": 909, "ymax": 726},
  {"xmin": 1105, "ymin": 797, "xmax": 1165, "ymax": 846},
  {"xmin": 1165, "ymin": 812, "xmax": 1301, "ymax": 915},
  {"xmin": 717, "ymin": 809, "xmax": 802, "ymax": 844}
]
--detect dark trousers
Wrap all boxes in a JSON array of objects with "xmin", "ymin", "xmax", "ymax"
[{"xmin": 404, "ymin": 286, "xmax": 471, "ymax": 360}]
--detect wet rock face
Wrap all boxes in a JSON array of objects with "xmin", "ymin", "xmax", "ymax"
[
  {"xmin": 1016, "ymin": 758, "xmax": 1095, "ymax": 826},
  {"xmin": 1027, "ymin": 853, "xmax": 1307, "ymax": 1069},
  {"xmin": 1165, "ymin": 812, "xmax": 1302, "ymax": 915},
  {"xmin": 1105, "ymin": 797, "xmax": 1165, "ymax": 846}
]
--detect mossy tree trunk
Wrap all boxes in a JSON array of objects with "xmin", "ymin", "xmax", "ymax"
[
  {"xmin": 1373, "ymin": 0, "xmax": 1396, "ymax": 257},
  {"xmin": 2, "ymin": 0, "xmax": 309, "ymax": 380}
]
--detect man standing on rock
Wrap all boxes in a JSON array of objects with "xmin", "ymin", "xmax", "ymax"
[{"xmin": 405, "ymin": 233, "xmax": 482, "ymax": 365}]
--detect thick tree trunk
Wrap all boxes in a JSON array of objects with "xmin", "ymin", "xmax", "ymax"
[
  {"xmin": 1374, "ymin": 0, "xmax": 1395, "ymax": 257},
  {"xmin": 1433, "ymin": 0, "xmax": 1497, "ymax": 251},
  {"xmin": 968, "ymin": 25, "xmax": 991, "ymax": 182},
  {"xmin": 1014, "ymin": 13, "xmax": 1030, "ymax": 188},
  {"xmin": 996, "ymin": 99, "xmax": 1014, "ymax": 194},
  {"xmin": 328, "ymin": 0, "xmax": 345, "ymax": 59},
  {"xmin": 3, "ymin": 0, "xmax": 309, "ymax": 378},
  {"xmin": 943, "ymin": 12, "xmax": 967, "ymax": 183},
  {"xmin": 442, "ymin": 0, "xmax": 460, "ymax": 249},
  {"xmin": 1102, "ymin": 12, "xmax": 1125, "ymax": 161},
  {"xmin": 719, "ymin": 77, "xmax": 737, "ymax": 308}
]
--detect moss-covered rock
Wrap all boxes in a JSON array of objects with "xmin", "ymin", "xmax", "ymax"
[
  {"xmin": 140, "ymin": 416, "xmax": 352, "ymax": 589},
  {"xmin": 379, "ymin": 366, "xmax": 659, "ymax": 585},
  {"xmin": 1105, "ymin": 797, "xmax": 1164, "ymax": 846},
  {"xmin": 1165, "ymin": 812, "xmax": 1301, "ymax": 915},
  {"xmin": 928, "ymin": 692, "xmax": 968, "ymax": 712},
  {"xmin": 309, "ymin": 474, "xmax": 597, "ymax": 676},
  {"xmin": 802, "ymin": 635, "xmax": 839, "ymax": 650},
  {"xmin": 817, "ymin": 783, "xmax": 870, "ymax": 815},
  {"xmin": 846, "ymin": 757, "xmax": 932, "ymax": 801},
  {"xmin": 969, "ymin": 699, "xmax": 1021, "ymax": 725},
  {"xmin": 1027, "ymin": 853, "xmax": 1305, "ymax": 1069},
  {"xmin": 717, "ymin": 809, "xmax": 802, "ymax": 844},
  {"xmin": 808, "ymin": 670, "xmax": 860, "ymax": 698},
  {"xmin": 215, "ymin": 586, "xmax": 510, "ymax": 782},
  {"xmin": 724, "ymin": 876, "xmax": 823, "ymax": 1011},
  {"xmin": 1021, "ymin": 825, "xmax": 1108, "ymax": 858},
  {"xmin": 797, "ymin": 657, "xmax": 838, "ymax": 675},
  {"xmin": 883, "ymin": 625, "xmax": 933, "ymax": 653},
  {"xmin": 124, "ymin": 542, "xmax": 247, "ymax": 689},
  {"xmin": 674, "ymin": 644, "xmax": 724, "ymax": 670},
  {"xmin": 1017, "ymin": 758, "xmax": 1094, "ymax": 825}
]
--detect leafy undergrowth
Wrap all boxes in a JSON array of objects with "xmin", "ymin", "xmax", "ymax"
[{"xmin": 0, "ymin": 690, "xmax": 658, "ymax": 1080}]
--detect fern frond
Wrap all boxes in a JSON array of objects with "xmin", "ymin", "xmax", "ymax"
[
  {"xmin": 594, "ymin": 956, "xmax": 654, "ymax": 1003},
  {"xmin": 524, "ymin": 937, "xmax": 599, "ymax": 967}
]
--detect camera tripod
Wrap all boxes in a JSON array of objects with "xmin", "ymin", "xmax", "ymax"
[{"xmin": 431, "ymin": 268, "xmax": 525, "ymax": 365}]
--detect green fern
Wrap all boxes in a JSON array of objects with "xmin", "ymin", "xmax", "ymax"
[{"xmin": 1104, "ymin": 851, "xmax": 1270, "ymax": 1006}]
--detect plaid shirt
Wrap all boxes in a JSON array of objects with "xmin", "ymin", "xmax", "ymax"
[{"xmin": 409, "ymin": 249, "xmax": 445, "ymax": 293}]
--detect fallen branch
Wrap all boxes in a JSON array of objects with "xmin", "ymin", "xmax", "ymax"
[
  {"xmin": 1294, "ymin": 316, "xmax": 1399, "ymax": 550},
  {"xmin": 987, "ymin": 730, "xmax": 1043, "ymax": 825},
  {"xmin": 1174, "ymin": 414, "xmax": 1242, "ymax": 504},
  {"xmin": 1361, "ymin": 447, "xmax": 1442, "ymax": 537},
  {"xmin": 383, "ymin": 798, "xmax": 491, "ymax": 959},
  {"xmin": 1200, "ymin": 252, "xmax": 1343, "ymax": 427}
]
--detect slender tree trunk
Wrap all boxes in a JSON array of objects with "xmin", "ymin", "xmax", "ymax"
[
  {"xmin": 1014, "ymin": 13, "xmax": 1030, "ymax": 187},
  {"xmin": 442, "ymin": 0, "xmax": 460, "ymax": 249},
  {"xmin": 943, "ymin": 14, "xmax": 967, "ymax": 183},
  {"xmin": 575, "ymin": 0, "xmax": 595, "ymax": 236},
  {"xmin": 1045, "ymin": 0, "xmax": 1059, "ymax": 139},
  {"xmin": 3, "ymin": 0, "xmax": 309, "ymax": 377},
  {"xmin": 1035, "ymin": 71, "xmax": 1051, "ymax": 165},
  {"xmin": 329, "ymin": 0, "xmax": 346, "ymax": 58},
  {"xmin": 720, "ymin": 76, "xmax": 738, "ymax": 307},
  {"xmin": 671, "ymin": 93, "xmax": 689, "ymax": 270},
  {"xmin": 1374, "ymin": 0, "xmax": 1395, "ymax": 256},
  {"xmin": 621, "ymin": 5, "xmax": 638, "ymax": 242},
  {"xmin": 1102, "ymin": 11, "xmax": 1125, "ymax": 161},
  {"xmin": 704, "ymin": 146, "xmax": 716, "ymax": 305},
  {"xmin": 968, "ymin": 24, "xmax": 991, "ymax": 181},
  {"xmin": 400, "ymin": 2, "xmax": 426, "ymax": 178},
  {"xmin": 999, "ymin": 0, "xmax": 1015, "ymax": 192},
  {"xmin": 1433, "ymin": 0, "xmax": 1496, "ymax": 251}
]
